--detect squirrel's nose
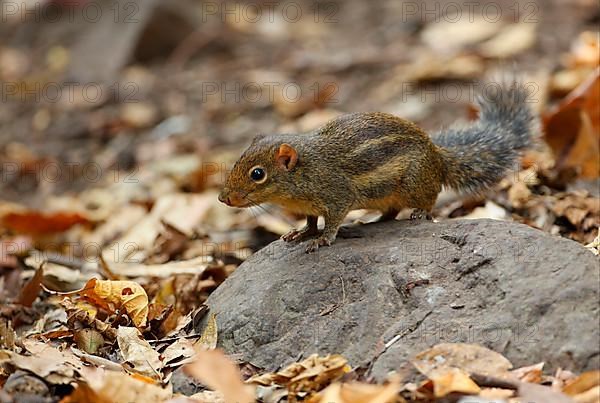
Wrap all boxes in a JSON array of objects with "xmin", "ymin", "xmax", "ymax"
[
  {"xmin": 218, "ymin": 191, "xmax": 230, "ymax": 205},
  {"xmin": 219, "ymin": 190, "xmax": 247, "ymax": 207}
]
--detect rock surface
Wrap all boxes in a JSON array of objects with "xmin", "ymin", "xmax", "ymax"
[{"xmin": 206, "ymin": 219, "xmax": 600, "ymax": 379}]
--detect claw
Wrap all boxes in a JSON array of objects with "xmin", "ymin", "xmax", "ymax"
[
  {"xmin": 410, "ymin": 209, "xmax": 432, "ymax": 221},
  {"xmin": 281, "ymin": 229, "xmax": 300, "ymax": 242},
  {"xmin": 305, "ymin": 236, "xmax": 332, "ymax": 253},
  {"xmin": 283, "ymin": 227, "xmax": 319, "ymax": 243}
]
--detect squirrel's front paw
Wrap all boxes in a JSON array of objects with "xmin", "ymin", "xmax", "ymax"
[
  {"xmin": 305, "ymin": 236, "xmax": 332, "ymax": 253},
  {"xmin": 282, "ymin": 227, "xmax": 319, "ymax": 242},
  {"xmin": 281, "ymin": 229, "xmax": 300, "ymax": 242}
]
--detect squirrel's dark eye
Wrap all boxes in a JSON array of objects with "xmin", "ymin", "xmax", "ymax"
[{"xmin": 250, "ymin": 167, "xmax": 266, "ymax": 182}]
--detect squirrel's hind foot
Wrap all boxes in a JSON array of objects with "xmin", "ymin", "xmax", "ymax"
[
  {"xmin": 410, "ymin": 209, "xmax": 433, "ymax": 221},
  {"xmin": 378, "ymin": 209, "xmax": 400, "ymax": 222},
  {"xmin": 305, "ymin": 235, "xmax": 333, "ymax": 253}
]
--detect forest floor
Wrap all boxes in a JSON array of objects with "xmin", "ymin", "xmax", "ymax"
[{"xmin": 0, "ymin": 0, "xmax": 598, "ymax": 402}]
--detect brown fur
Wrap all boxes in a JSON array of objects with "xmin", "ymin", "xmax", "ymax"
[
  {"xmin": 219, "ymin": 82, "xmax": 538, "ymax": 253},
  {"xmin": 219, "ymin": 112, "xmax": 446, "ymax": 252}
]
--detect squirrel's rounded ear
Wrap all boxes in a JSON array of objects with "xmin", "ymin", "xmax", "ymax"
[{"xmin": 275, "ymin": 143, "xmax": 298, "ymax": 171}]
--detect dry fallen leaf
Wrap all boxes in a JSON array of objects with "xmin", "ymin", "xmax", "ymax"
[
  {"xmin": 104, "ymin": 256, "xmax": 216, "ymax": 279},
  {"xmin": 23, "ymin": 307, "xmax": 67, "ymax": 338},
  {"xmin": 402, "ymin": 53, "xmax": 485, "ymax": 83},
  {"xmin": 585, "ymin": 234, "xmax": 600, "ymax": 255},
  {"xmin": 544, "ymin": 68, "xmax": 600, "ymax": 178},
  {"xmin": 101, "ymin": 193, "xmax": 215, "ymax": 266},
  {"xmin": 17, "ymin": 265, "xmax": 44, "ymax": 307},
  {"xmin": 563, "ymin": 370, "xmax": 600, "ymax": 397},
  {"xmin": 167, "ymin": 391, "xmax": 226, "ymax": 403},
  {"xmin": 412, "ymin": 343, "xmax": 513, "ymax": 378},
  {"xmin": 552, "ymin": 368, "xmax": 579, "ymax": 391},
  {"xmin": 65, "ymin": 369, "xmax": 172, "ymax": 403},
  {"xmin": 61, "ymin": 298, "xmax": 118, "ymax": 341},
  {"xmin": 478, "ymin": 387, "xmax": 514, "ymax": 400},
  {"xmin": 121, "ymin": 102, "xmax": 158, "ymax": 129},
  {"xmin": 479, "ymin": 22, "xmax": 537, "ymax": 58},
  {"xmin": 71, "ymin": 348, "xmax": 124, "ymax": 372},
  {"xmin": 61, "ymin": 381, "xmax": 112, "ymax": 403},
  {"xmin": 196, "ymin": 313, "xmax": 218, "ymax": 350},
  {"xmin": 519, "ymin": 381, "xmax": 574, "ymax": 403},
  {"xmin": 162, "ymin": 338, "xmax": 196, "ymax": 368},
  {"xmin": 310, "ymin": 380, "xmax": 401, "ymax": 403},
  {"xmin": 430, "ymin": 367, "xmax": 481, "ymax": 398},
  {"xmin": 421, "ymin": 17, "xmax": 502, "ymax": 51},
  {"xmin": 80, "ymin": 278, "xmax": 149, "ymax": 328},
  {"xmin": 117, "ymin": 326, "xmax": 163, "ymax": 380},
  {"xmin": 1, "ymin": 210, "xmax": 90, "ymax": 236},
  {"xmin": 511, "ymin": 362, "xmax": 545, "ymax": 383},
  {"xmin": 247, "ymin": 353, "xmax": 351, "ymax": 398},
  {"xmin": 550, "ymin": 193, "xmax": 599, "ymax": 241},
  {"xmin": 82, "ymin": 204, "xmax": 147, "ymax": 249},
  {"xmin": 508, "ymin": 181, "xmax": 532, "ymax": 208},
  {"xmin": 160, "ymin": 193, "xmax": 216, "ymax": 237},
  {"xmin": 462, "ymin": 201, "xmax": 508, "ymax": 220},
  {"xmin": 4, "ymin": 340, "xmax": 83, "ymax": 384},
  {"xmin": 40, "ymin": 265, "xmax": 86, "ymax": 290},
  {"xmin": 73, "ymin": 328, "xmax": 105, "ymax": 355},
  {"xmin": 573, "ymin": 387, "xmax": 600, "ymax": 403},
  {"xmin": 184, "ymin": 348, "xmax": 255, "ymax": 403},
  {"xmin": 565, "ymin": 31, "xmax": 600, "ymax": 68},
  {"xmin": 551, "ymin": 31, "xmax": 599, "ymax": 94},
  {"xmin": 0, "ymin": 319, "xmax": 16, "ymax": 350}
]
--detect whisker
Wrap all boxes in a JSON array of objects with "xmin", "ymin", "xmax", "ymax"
[
  {"xmin": 243, "ymin": 196, "xmax": 298, "ymax": 231},
  {"xmin": 244, "ymin": 196, "xmax": 270, "ymax": 218}
]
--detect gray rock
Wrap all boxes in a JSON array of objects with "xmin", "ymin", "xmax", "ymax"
[{"xmin": 206, "ymin": 219, "xmax": 600, "ymax": 379}]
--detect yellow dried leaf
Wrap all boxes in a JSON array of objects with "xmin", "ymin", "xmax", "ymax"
[
  {"xmin": 65, "ymin": 370, "xmax": 171, "ymax": 403},
  {"xmin": 73, "ymin": 300, "xmax": 98, "ymax": 319},
  {"xmin": 152, "ymin": 277, "xmax": 176, "ymax": 306},
  {"xmin": 311, "ymin": 381, "xmax": 402, "ymax": 403},
  {"xmin": 82, "ymin": 278, "xmax": 148, "ymax": 328},
  {"xmin": 563, "ymin": 371, "xmax": 600, "ymax": 396},
  {"xmin": 431, "ymin": 368, "xmax": 481, "ymax": 398},
  {"xmin": 247, "ymin": 354, "xmax": 351, "ymax": 396},
  {"xmin": 196, "ymin": 313, "xmax": 218, "ymax": 350},
  {"xmin": 289, "ymin": 354, "xmax": 350, "ymax": 383}
]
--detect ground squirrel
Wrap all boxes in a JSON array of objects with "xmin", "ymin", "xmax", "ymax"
[{"xmin": 219, "ymin": 81, "xmax": 539, "ymax": 252}]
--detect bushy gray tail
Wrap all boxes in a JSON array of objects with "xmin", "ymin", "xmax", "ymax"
[{"xmin": 432, "ymin": 81, "xmax": 540, "ymax": 194}]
